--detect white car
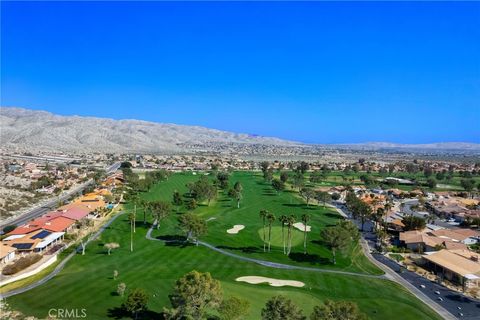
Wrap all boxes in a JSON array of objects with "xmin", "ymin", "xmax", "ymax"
[
  {"xmin": 438, "ymin": 297, "xmax": 443, "ymax": 301},
  {"xmin": 420, "ymin": 285, "xmax": 426, "ymax": 289},
  {"xmin": 434, "ymin": 290, "xmax": 441, "ymax": 295}
]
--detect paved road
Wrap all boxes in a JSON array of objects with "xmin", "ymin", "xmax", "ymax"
[
  {"xmin": 340, "ymin": 202, "xmax": 480, "ymax": 320},
  {"xmin": 0, "ymin": 180, "xmax": 94, "ymax": 230},
  {"xmin": 0, "ymin": 211, "xmax": 125, "ymax": 299},
  {"xmin": 146, "ymin": 223, "xmax": 385, "ymax": 279},
  {"xmin": 373, "ymin": 253, "xmax": 480, "ymax": 320},
  {"xmin": 1, "ymin": 162, "xmax": 121, "ymax": 230}
]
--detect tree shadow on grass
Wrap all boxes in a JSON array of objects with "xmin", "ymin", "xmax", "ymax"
[
  {"xmin": 325, "ymin": 212, "xmax": 340, "ymax": 219},
  {"xmin": 216, "ymin": 245, "xmax": 260, "ymax": 254},
  {"xmin": 107, "ymin": 307, "xmax": 163, "ymax": 320},
  {"xmin": 262, "ymin": 192, "xmax": 277, "ymax": 196},
  {"xmin": 288, "ymin": 252, "xmax": 331, "ymax": 265},
  {"xmin": 155, "ymin": 235, "xmax": 193, "ymax": 248},
  {"xmin": 282, "ymin": 203, "xmax": 302, "ymax": 208}
]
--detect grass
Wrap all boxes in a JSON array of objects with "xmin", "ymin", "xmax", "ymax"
[
  {"xmin": 389, "ymin": 254, "xmax": 405, "ymax": 262},
  {"xmin": 5, "ymin": 172, "xmax": 442, "ymax": 320},
  {"xmin": 146, "ymin": 171, "xmax": 381, "ymax": 275}
]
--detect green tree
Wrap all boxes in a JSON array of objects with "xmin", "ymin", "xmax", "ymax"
[
  {"xmin": 186, "ymin": 198, "xmax": 198, "ymax": 210},
  {"xmin": 301, "ymin": 213, "xmax": 310, "ymax": 254},
  {"xmin": 259, "ymin": 209, "xmax": 269, "ymax": 252},
  {"xmin": 122, "ymin": 288, "xmax": 149, "ymax": 319},
  {"xmin": 280, "ymin": 171, "xmax": 289, "ymax": 184},
  {"xmin": 173, "ymin": 190, "xmax": 183, "ymax": 212},
  {"xmin": 279, "ymin": 215, "xmax": 288, "ymax": 255},
  {"xmin": 426, "ymin": 178, "xmax": 437, "ymax": 189},
  {"xmin": 402, "ymin": 215, "xmax": 426, "ymax": 231},
  {"xmin": 286, "ymin": 215, "xmax": 296, "ymax": 256},
  {"xmin": 272, "ymin": 179, "xmax": 285, "ymax": 194},
  {"xmin": 218, "ymin": 296, "xmax": 250, "ymax": 320},
  {"xmin": 460, "ymin": 178, "xmax": 476, "ymax": 196},
  {"xmin": 293, "ymin": 172, "xmax": 305, "ymax": 191},
  {"xmin": 261, "ymin": 295, "xmax": 306, "ymax": 320},
  {"xmin": 216, "ymin": 171, "xmax": 230, "ymax": 190},
  {"xmin": 266, "ymin": 212, "xmax": 276, "ymax": 252},
  {"xmin": 300, "ymin": 187, "xmax": 315, "ymax": 206},
  {"xmin": 128, "ymin": 211, "xmax": 135, "ymax": 252},
  {"xmin": 152, "ymin": 201, "xmax": 171, "ymax": 229},
  {"xmin": 117, "ymin": 283, "xmax": 126, "ymax": 297},
  {"xmin": 321, "ymin": 226, "xmax": 350, "ymax": 265},
  {"xmin": 310, "ymin": 300, "xmax": 367, "ymax": 320},
  {"xmin": 178, "ymin": 213, "xmax": 207, "ymax": 245},
  {"xmin": 315, "ymin": 191, "xmax": 331, "ymax": 208},
  {"xmin": 166, "ymin": 270, "xmax": 222, "ymax": 320}
]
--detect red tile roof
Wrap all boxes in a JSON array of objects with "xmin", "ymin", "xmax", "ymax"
[
  {"xmin": 57, "ymin": 204, "xmax": 91, "ymax": 220},
  {"xmin": 42, "ymin": 216, "xmax": 75, "ymax": 232}
]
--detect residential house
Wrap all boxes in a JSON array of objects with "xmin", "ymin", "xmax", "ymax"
[
  {"xmin": 0, "ymin": 243, "xmax": 17, "ymax": 264},
  {"xmin": 423, "ymin": 249, "xmax": 480, "ymax": 288}
]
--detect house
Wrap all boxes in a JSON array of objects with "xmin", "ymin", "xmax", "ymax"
[
  {"xmin": 0, "ymin": 243, "xmax": 17, "ymax": 264},
  {"xmin": 431, "ymin": 228, "xmax": 480, "ymax": 245},
  {"xmin": 400, "ymin": 230, "xmax": 444, "ymax": 252},
  {"xmin": 399, "ymin": 228, "xmax": 479, "ymax": 252},
  {"xmin": 423, "ymin": 249, "xmax": 480, "ymax": 288},
  {"xmin": 3, "ymin": 229, "xmax": 65, "ymax": 253},
  {"xmin": 56, "ymin": 203, "xmax": 91, "ymax": 221},
  {"xmin": 7, "ymin": 215, "xmax": 75, "ymax": 236}
]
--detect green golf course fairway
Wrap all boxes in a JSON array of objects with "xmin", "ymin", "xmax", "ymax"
[{"xmin": 5, "ymin": 172, "xmax": 442, "ymax": 319}]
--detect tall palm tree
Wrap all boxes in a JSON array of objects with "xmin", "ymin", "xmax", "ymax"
[
  {"xmin": 266, "ymin": 212, "xmax": 276, "ymax": 252},
  {"xmin": 128, "ymin": 211, "xmax": 135, "ymax": 252},
  {"xmin": 286, "ymin": 215, "xmax": 296, "ymax": 256},
  {"xmin": 280, "ymin": 215, "xmax": 288, "ymax": 254},
  {"xmin": 259, "ymin": 209, "xmax": 269, "ymax": 252},
  {"xmin": 301, "ymin": 213, "xmax": 310, "ymax": 254}
]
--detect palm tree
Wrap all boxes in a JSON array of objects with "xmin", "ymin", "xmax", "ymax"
[
  {"xmin": 286, "ymin": 215, "xmax": 296, "ymax": 256},
  {"xmin": 128, "ymin": 211, "xmax": 135, "ymax": 252},
  {"xmin": 280, "ymin": 215, "xmax": 288, "ymax": 254},
  {"xmin": 266, "ymin": 212, "xmax": 276, "ymax": 252},
  {"xmin": 301, "ymin": 213, "xmax": 310, "ymax": 254},
  {"xmin": 259, "ymin": 209, "xmax": 269, "ymax": 252}
]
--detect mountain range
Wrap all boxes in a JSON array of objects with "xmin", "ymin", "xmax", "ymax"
[{"xmin": 1, "ymin": 107, "xmax": 479, "ymax": 154}]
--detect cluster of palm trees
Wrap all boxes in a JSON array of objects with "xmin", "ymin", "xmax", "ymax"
[{"xmin": 259, "ymin": 210, "xmax": 311, "ymax": 256}]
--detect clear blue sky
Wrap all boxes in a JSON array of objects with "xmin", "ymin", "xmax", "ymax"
[{"xmin": 1, "ymin": 1, "xmax": 479, "ymax": 144}]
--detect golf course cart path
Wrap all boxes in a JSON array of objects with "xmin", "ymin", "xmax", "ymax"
[
  {"xmin": 145, "ymin": 224, "xmax": 385, "ymax": 279},
  {"xmin": 0, "ymin": 211, "xmax": 126, "ymax": 299}
]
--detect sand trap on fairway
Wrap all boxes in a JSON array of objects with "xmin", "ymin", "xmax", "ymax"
[
  {"xmin": 236, "ymin": 276, "xmax": 305, "ymax": 288},
  {"xmin": 293, "ymin": 222, "xmax": 311, "ymax": 232},
  {"xmin": 227, "ymin": 225, "xmax": 245, "ymax": 234},
  {"xmin": 206, "ymin": 217, "xmax": 216, "ymax": 222}
]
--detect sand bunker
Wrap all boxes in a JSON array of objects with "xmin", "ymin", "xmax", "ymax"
[
  {"xmin": 293, "ymin": 222, "xmax": 311, "ymax": 232},
  {"xmin": 227, "ymin": 225, "xmax": 245, "ymax": 234},
  {"xmin": 206, "ymin": 217, "xmax": 217, "ymax": 222},
  {"xmin": 236, "ymin": 276, "xmax": 305, "ymax": 288}
]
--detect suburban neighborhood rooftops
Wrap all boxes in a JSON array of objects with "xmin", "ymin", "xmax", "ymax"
[
  {"xmin": 35, "ymin": 232, "xmax": 64, "ymax": 249},
  {"xmin": 424, "ymin": 249, "xmax": 480, "ymax": 277}
]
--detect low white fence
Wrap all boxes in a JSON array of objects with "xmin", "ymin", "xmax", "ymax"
[{"xmin": 0, "ymin": 253, "xmax": 58, "ymax": 287}]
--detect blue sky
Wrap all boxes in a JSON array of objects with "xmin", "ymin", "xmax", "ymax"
[{"xmin": 1, "ymin": 1, "xmax": 479, "ymax": 144}]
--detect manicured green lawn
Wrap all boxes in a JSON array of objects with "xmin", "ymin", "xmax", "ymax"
[
  {"xmin": 6, "ymin": 172, "xmax": 442, "ymax": 320},
  {"xmin": 8, "ymin": 217, "xmax": 440, "ymax": 320},
  {"xmin": 146, "ymin": 171, "xmax": 381, "ymax": 275}
]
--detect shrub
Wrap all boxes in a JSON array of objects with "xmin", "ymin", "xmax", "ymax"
[
  {"xmin": 2, "ymin": 225, "xmax": 17, "ymax": 234},
  {"xmin": 2, "ymin": 254, "xmax": 42, "ymax": 275}
]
